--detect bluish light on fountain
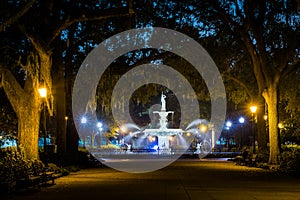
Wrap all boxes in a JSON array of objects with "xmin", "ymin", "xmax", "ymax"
[
  {"xmin": 176, "ymin": 134, "xmax": 191, "ymax": 148},
  {"xmin": 152, "ymin": 145, "xmax": 159, "ymax": 150},
  {"xmin": 116, "ymin": 92, "xmax": 209, "ymax": 155},
  {"xmin": 131, "ymin": 130, "xmax": 142, "ymax": 136},
  {"xmin": 121, "ymin": 123, "xmax": 141, "ymax": 131},
  {"xmin": 123, "ymin": 134, "xmax": 132, "ymax": 143},
  {"xmin": 135, "ymin": 134, "xmax": 147, "ymax": 146},
  {"xmin": 185, "ymin": 128, "xmax": 199, "ymax": 134}
]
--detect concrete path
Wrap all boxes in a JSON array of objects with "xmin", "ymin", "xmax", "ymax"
[{"xmin": 3, "ymin": 159, "xmax": 300, "ymax": 200}]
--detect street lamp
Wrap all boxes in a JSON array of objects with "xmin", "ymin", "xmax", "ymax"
[
  {"xmin": 238, "ymin": 117, "xmax": 245, "ymax": 149},
  {"xmin": 250, "ymin": 105, "xmax": 257, "ymax": 153},
  {"xmin": 278, "ymin": 122, "xmax": 284, "ymax": 149},
  {"xmin": 225, "ymin": 121, "xmax": 232, "ymax": 149},
  {"xmin": 81, "ymin": 116, "xmax": 87, "ymax": 147},
  {"xmin": 226, "ymin": 121, "xmax": 232, "ymax": 128},
  {"xmin": 96, "ymin": 122, "xmax": 103, "ymax": 147},
  {"xmin": 38, "ymin": 87, "xmax": 47, "ymax": 156},
  {"xmin": 97, "ymin": 122, "xmax": 102, "ymax": 129},
  {"xmin": 199, "ymin": 124, "xmax": 208, "ymax": 133},
  {"xmin": 38, "ymin": 88, "xmax": 47, "ymax": 98},
  {"xmin": 263, "ymin": 114, "xmax": 268, "ymax": 121},
  {"xmin": 239, "ymin": 117, "xmax": 245, "ymax": 124},
  {"xmin": 81, "ymin": 116, "xmax": 87, "ymax": 124}
]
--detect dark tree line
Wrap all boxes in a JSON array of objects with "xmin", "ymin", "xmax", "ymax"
[{"xmin": 0, "ymin": 0, "xmax": 299, "ymax": 165}]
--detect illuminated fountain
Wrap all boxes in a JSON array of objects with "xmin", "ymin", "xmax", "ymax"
[
  {"xmin": 142, "ymin": 93, "xmax": 185, "ymax": 153},
  {"xmin": 90, "ymin": 92, "xmax": 215, "ymax": 173},
  {"xmin": 119, "ymin": 93, "xmax": 203, "ymax": 155}
]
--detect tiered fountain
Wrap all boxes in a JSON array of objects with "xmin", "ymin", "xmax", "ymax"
[
  {"xmin": 142, "ymin": 93, "xmax": 185, "ymax": 153},
  {"xmin": 92, "ymin": 92, "xmax": 214, "ymax": 173}
]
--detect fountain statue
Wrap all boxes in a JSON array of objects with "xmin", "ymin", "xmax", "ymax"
[
  {"xmin": 161, "ymin": 93, "xmax": 166, "ymax": 111},
  {"xmin": 153, "ymin": 93, "xmax": 174, "ymax": 130}
]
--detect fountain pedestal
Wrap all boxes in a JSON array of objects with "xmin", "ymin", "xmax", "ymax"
[{"xmin": 157, "ymin": 136, "xmax": 170, "ymax": 151}]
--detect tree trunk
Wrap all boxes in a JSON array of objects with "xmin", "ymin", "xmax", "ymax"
[
  {"xmin": 1, "ymin": 49, "xmax": 53, "ymax": 160},
  {"xmin": 0, "ymin": 67, "xmax": 42, "ymax": 160},
  {"xmin": 18, "ymin": 99, "xmax": 41, "ymax": 160},
  {"xmin": 66, "ymin": 119, "xmax": 79, "ymax": 153},
  {"xmin": 54, "ymin": 77, "xmax": 67, "ymax": 155},
  {"xmin": 256, "ymin": 97, "xmax": 268, "ymax": 152},
  {"xmin": 263, "ymin": 85, "xmax": 280, "ymax": 165}
]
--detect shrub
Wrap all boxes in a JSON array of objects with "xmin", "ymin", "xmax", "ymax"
[
  {"xmin": 0, "ymin": 147, "xmax": 55, "ymax": 194},
  {"xmin": 257, "ymin": 150, "xmax": 269, "ymax": 163},
  {"xmin": 280, "ymin": 147, "xmax": 300, "ymax": 175},
  {"xmin": 0, "ymin": 146, "xmax": 29, "ymax": 194}
]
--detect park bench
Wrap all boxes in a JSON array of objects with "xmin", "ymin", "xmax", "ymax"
[
  {"xmin": 16, "ymin": 169, "xmax": 54, "ymax": 190},
  {"xmin": 16, "ymin": 162, "xmax": 61, "ymax": 191},
  {"xmin": 45, "ymin": 163, "xmax": 63, "ymax": 183},
  {"xmin": 235, "ymin": 153, "xmax": 258, "ymax": 167},
  {"xmin": 237, "ymin": 154, "xmax": 257, "ymax": 167},
  {"xmin": 16, "ymin": 171, "xmax": 41, "ymax": 190},
  {"xmin": 247, "ymin": 154, "xmax": 258, "ymax": 167},
  {"xmin": 38, "ymin": 163, "xmax": 64, "ymax": 186},
  {"xmin": 235, "ymin": 155, "xmax": 245, "ymax": 165}
]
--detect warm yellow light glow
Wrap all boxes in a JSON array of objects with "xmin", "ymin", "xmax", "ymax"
[
  {"xmin": 278, "ymin": 123, "xmax": 284, "ymax": 129},
  {"xmin": 152, "ymin": 136, "xmax": 156, "ymax": 141},
  {"xmin": 38, "ymin": 87, "xmax": 47, "ymax": 98},
  {"xmin": 120, "ymin": 126, "xmax": 127, "ymax": 133},
  {"xmin": 199, "ymin": 124, "xmax": 208, "ymax": 133},
  {"xmin": 65, "ymin": 116, "xmax": 68, "ymax": 121},
  {"xmin": 250, "ymin": 106, "xmax": 257, "ymax": 113},
  {"xmin": 263, "ymin": 115, "xmax": 268, "ymax": 120},
  {"xmin": 186, "ymin": 132, "xmax": 191, "ymax": 137},
  {"xmin": 148, "ymin": 136, "xmax": 156, "ymax": 142}
]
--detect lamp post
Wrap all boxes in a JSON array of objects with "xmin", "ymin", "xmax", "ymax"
[
  {"xmin": 210, "ymin": 124, "xmax": 215, "ymax": 151},
  {"xmin": 65, "ymin": 116, "xmax": 68, "ymax": 131},
  {"xmin": 81, "ymin": 116, "xmax": 87, "ymax": 147},
  {"xmin": 225, "ymin": 121, "xmax": 232, "ymax": 150},
  {"xmin": 250, "ymin": 106, "xmax": 257, "ymax": 153},
  {"xmin": 198, "ymin": 123, "xmax": 209, "ymax": 153},
  {"xmin": 238, "ymin": 117, "xmax": 245, "ymax": 149},
  {"xmin": 38, "ymin": 87, "xmax": 47, "ymax": 156},
  {"xmin": 264, "ymin": 114, "xmax": 268, "ymax": 148},
  {"xmin": 64, "ymin": 116, "xmax": 68, "ymax": 152},
  {"xmin": 278, "ymin": 122, "xmax": 283, "ymax": 150},
  {"xmin": 96, "ymin": 122, "xmax": 103, "ymax": 148}
]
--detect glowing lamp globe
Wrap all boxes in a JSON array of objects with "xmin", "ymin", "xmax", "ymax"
[{"xmin": 38, "ymin": 88, "xmax": 47, "ymax": 98}]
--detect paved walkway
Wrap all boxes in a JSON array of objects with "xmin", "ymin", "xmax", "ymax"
[{"xmin": 3, "ymin": 159, "xmax": 300, "ymax": 200}]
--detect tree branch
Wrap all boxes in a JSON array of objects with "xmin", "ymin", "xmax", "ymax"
[
  {"xmin": 48, "ymin": 4, "xmax": 134, "ymax": 44},
  {"xmin": 0, "ymin": 0, "xmax": 36, "ymax": 32},
  {"xmin": 18, "ymin": 24, "xmax": 50, "ymax": 54},
  {"xmin": 223, "ymin": 74, "xmax": 254, "ymax": 103},
  {"xmin": 0, "ymin": 67, "xmax": 27, "ymax": 115},
  {"xmin": 281, "ymin": 59, "xmax": 300, "ymax": 79}
]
